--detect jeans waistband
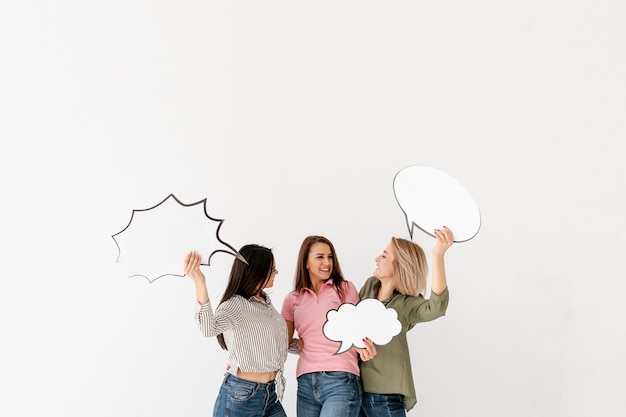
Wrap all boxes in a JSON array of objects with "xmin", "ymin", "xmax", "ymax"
[{"xmin": 225, "ymin": 372, "xmax": 276, "ymax": 387}]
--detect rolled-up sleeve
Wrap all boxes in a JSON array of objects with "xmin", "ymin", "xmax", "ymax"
[
  {"xmin": 405, "ymin": 288, "xmax": 449, "ymax": 325},
  {"xmin": 196, "ymin": 298, "xmax": 242, "ymax": 337}
]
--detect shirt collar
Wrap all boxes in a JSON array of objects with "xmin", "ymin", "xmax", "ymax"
[
  {"xmin": 301, "ymin": 278, "xmax": 335, "ymax": 294},
  {"xmin": 248, "ymin": 291, "xmax": 272, "ymax": 305}
]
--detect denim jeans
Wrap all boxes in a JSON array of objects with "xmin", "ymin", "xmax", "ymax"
[
  {"xmin": 359, "ymin": 392, "xmax": 406, "ymax": 417},
  {"xmin": 296, "ymin": 371, "xmax": 362, "ymax": 417},
  {"xmin": 213, "ymin": 373, "xmax": 287, "ymax": 417}
]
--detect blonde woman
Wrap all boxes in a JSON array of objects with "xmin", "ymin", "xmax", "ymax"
[{"xmin": 358, "ymin": 227, "xmax": 454, "ymax": 417}]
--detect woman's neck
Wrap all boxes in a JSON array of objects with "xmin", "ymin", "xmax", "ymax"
[
  {"xmin": 376, "ymin": 278, "xmax": 396, "ymax": 301},
  {"xmin": 310, "ymin": 279, "xmax": 326, "ymax": 294}
]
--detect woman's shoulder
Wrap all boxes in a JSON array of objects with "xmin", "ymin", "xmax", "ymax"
[
  {"xmin": 337, "ymin": 279, "xmax": 361, "ymax": 297},
  {"xmin": 282, "ymin": 289, "xmax": 302, "ymax": 305},
  {"xmin": 284, "ymin": 288, "xmax": 302, "ymax": 297},
  {"xmin": 362, "ymin": 276, "xmax": 378, "ymax": 286},
  {"xmin": 338, "ymin": 279, "xmax": 360, "ymax": 303},
  {"xmin": 340, "ymin": 279, "xmax": 358, "ymax": 290},
  {"xmin": 226, "ymin": 294, "xmax": 247, "ymax": 301},
  {"xmin": 360, "ymin": 276, "xmax": 379, "ymax": 290},
  {"xmin": 218, "ymin": 294, "xmax": 248, "ymax": 309}
]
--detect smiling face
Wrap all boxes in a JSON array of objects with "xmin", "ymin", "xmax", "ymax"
[
  {"xmin": 373, "ymin": 242, "xmax": 395, "ymax": 281},
  {"xmin": 306, "ymin": 242, "xmax": 333, "ymax": 285}
]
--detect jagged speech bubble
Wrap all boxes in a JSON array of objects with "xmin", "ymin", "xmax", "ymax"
[
  {"xmin": 393, "ymin": 165, "xmax": 481, "ymax": 242},
  {"xmin": 322, "ymin": 299, "xmax": 402, "ymax": 354},
  {"xmin": 112, "ymin": 194, "xmax": 245, "ymax": 282}
]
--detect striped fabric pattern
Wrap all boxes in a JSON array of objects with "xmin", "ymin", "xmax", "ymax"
[{"xmin": 196, "ymin": 293, "xmax": 288, "ymax": 399}]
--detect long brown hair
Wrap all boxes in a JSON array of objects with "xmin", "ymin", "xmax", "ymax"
[
  {"xmin": 216, "ymin": 244, "xmax": 274, "ymax": 350},
  {"xmin": 293, "ymin": 235, "xmax": 347, "ymax": 302}
]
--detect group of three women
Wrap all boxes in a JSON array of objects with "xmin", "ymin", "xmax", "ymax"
[{"xmin": 184, "ymin": 226, "xmax": 454, "ymax": 417}]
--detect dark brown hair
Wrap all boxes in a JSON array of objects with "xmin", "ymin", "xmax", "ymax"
[{"xmin": 216, "ymin": 244, "xmax": 274, "ymax": 350}]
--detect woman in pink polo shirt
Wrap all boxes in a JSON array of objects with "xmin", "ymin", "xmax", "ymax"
[{"xmin": 281, "ymin": 235, "xmax": 375, "ymax": 417}]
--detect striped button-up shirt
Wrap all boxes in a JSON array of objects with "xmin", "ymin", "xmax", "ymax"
[{"xmin": 196, "ymin": 292, "xmax": 288, "ymax": 400}]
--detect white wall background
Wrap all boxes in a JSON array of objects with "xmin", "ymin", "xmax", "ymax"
[{"xmin": 1, "ymin": 1, "xmax": 625, "ymax": 416}]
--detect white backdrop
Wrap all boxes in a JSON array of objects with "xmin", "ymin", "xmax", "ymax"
[{"xmin": 1, "ymin": 1, "xmax": 625, "ymax": 416}]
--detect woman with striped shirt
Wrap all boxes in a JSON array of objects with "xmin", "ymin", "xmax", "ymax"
[{"xmin": 184, "ymin": 244, "xmax": 289, "ymax": 417}]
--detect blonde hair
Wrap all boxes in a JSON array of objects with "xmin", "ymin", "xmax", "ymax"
[{"xmin": 390, "ymin": 237, "xmax": 428, "ymax": 296}]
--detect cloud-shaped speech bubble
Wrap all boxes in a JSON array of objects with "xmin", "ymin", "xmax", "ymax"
[
  {"xmin": 322, "ymin": 299, "xmax": 402, "ymax": 354},
  {"xmin": 112, "ymin": 194, "xmax": 245, "ymax": 282},
  {"xmin": 393, "ymin": 165, "xmax": 481, "ymax": 242}
]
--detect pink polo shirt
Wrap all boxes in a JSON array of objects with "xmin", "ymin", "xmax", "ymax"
[{"xmin": 281, "ymin": 279, "xmax": 361, "ymax": 378}]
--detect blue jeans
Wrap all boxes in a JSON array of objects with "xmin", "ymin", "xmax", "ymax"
[
  {"xmin": 213, "ymin": 373, "xmax": 287, "ymax": 417},
  {"xmin": 296, "ymin": 371, "xmax": 362, "ymax": 417},
  {"xmin": 359, "ymin": 392, "xmax": 406, "ymax": 417}
]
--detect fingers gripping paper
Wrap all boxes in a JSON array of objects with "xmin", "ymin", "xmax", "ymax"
[{"xmin": 393, "ymin": 166, "xmax": 481, "ymax": 242}]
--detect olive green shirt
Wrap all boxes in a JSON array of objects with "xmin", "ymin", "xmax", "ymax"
[{"xmin": 359, "ymin": 276, "xmax": 449, "ymax": 411}]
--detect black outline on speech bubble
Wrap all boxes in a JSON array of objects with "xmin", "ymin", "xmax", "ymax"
[
  {"xmin": 112, "ymin": 193, "xmax": 247, "ymax": 283},
  {"xmin": 322, "ymin": 302, "xmax": 360, "ymax": 355},
  {"xmin": 322, "ymin": 300, "xmax": 402, "ymax": 355},
  {"xmin": 392, "ymin": 165, "xmax": 481, "ymax": 243}
]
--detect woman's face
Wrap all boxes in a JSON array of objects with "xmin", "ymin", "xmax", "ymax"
[
  {"xmin": 263, "ymin": 262, "xmax": 278, "ymax": 289},
  {"xmin": 306, "ymin": 242, "xmax": 333, "ymax": 284},
  {"xmin": 374, "ymin": 242, "xmax": 395, "ymax": 280}
]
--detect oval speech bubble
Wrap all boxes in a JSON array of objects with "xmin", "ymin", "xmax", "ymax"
[{"xmin": 393, "ymin": 166, "xmax": 480, "ymax": 242}]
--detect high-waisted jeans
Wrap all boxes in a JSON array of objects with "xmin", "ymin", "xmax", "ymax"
[
  {"xmin": 213, "ymin": 373, "xmax": 286, "ymax": 417},
  {"xmin": 296, "ymin": 371, "xmax": 362, "ymax": 417}
]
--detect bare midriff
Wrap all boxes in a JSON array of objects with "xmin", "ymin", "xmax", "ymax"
[{"xmin": 236, "ymin": 369, "xmax": 277, "ymax": 383}]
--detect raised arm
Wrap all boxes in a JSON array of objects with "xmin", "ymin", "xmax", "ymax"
[
  {"xmin": 431, "ymin": 226, "xmax": 454, "ymax": 295},
  {"xmin": 185, "ymin": 251, "xmax": 240, "ymax": 338},
  {"xmin": 184, "ymin": 251, "xmax": 209, "ymax": 304}
]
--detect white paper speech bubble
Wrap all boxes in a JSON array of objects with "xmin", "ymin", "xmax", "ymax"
[
  {"xmin": 393, "ymin": 165, "xmax": 481, "ymax": 242},
  {"xmin": 112, "ymin": 194, "xmax": 245, "ymax": 282},
  {"xmin": 323, "ymin": 299, "xmax": 402, "ymax": 354}
]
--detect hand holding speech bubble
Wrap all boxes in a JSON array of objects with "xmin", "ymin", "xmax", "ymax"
[
  {"xmin": 323, "ymin": 299, "xmax": 402, "ymax": 354},
  {"xmin": 393, "ymin": 166, "xmax": 481, "ymax": 242},
  {"xmin": 112, "ymin": 194, "xmax": 245, "ymax": 282}
]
